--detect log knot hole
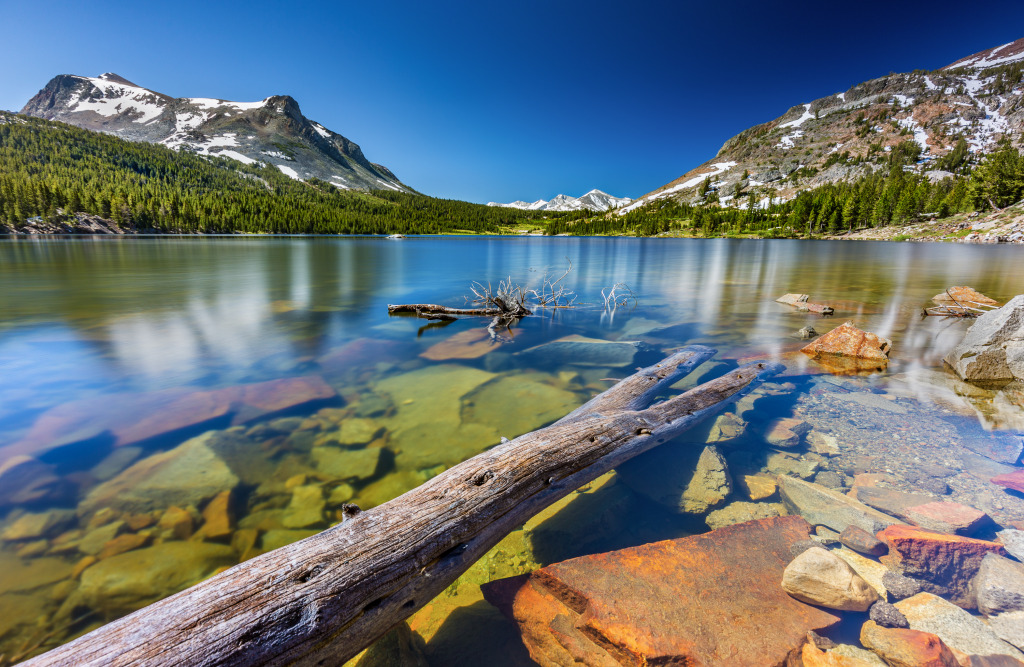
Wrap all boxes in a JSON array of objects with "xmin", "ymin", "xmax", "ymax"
[
  {"xmin": 297, "ymin": 564, "xmax": 325, "ymax": 583},
  {"xmin": 470, "ymin": 470, "xmax": 495, "ymax": 486}
]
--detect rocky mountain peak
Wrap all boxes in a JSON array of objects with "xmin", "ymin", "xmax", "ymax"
[
  {"xmin": 488, "ymin": 189, "xmax": 631, "ymax": 212},
  {"xmin": 19, "ymin": 74, "xmax": 410, "ymax": 193},
  {"xmin": 945, "ymin": 37, "xmax": 1024, "ymax": 71}
]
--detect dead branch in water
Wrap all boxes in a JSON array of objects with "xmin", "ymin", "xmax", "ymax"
[{"xmin": 23, "ymin": 348, "xmax": 783, "ymax": 667}]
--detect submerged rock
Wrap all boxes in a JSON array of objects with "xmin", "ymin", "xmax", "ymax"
[
  {"xmin": 778, "ymin": 476, "xmax": 903, "ymax": 535},
  {"xmin": 462, "ymin": 374, "xmax": 580, "ymax": 439},
  {"xmin": 800, "ymin": 322, "xmax": 892, "ymax": 374},
  {"xmin": 61, "ymin": 541, "xmax": 235, "ymax": 620},
  {"xmin": 482, "ymin": 516, "xmax": 839, "ymax": 667},
  {"xmin": 932, "ymin": 286, "xmax": 999, "ymax": 306},
  {"xmin": 420, "ymin": 328, "xmax": 497, "ymax": 361},
  {"xmin": 515, "ymin": 335, "xmax": 652, "ymax": 368},
  {"xmin": 860, "ymin": 621, "xmax": 960, "ymax": 667},
  {"xmin": 901, "ymin": 501, "xmax": 993, "ymax": 536},
  {"xmin": 945, "ymin": 294, "xmax": 1024, "ymax": 382},
  {"xmin": 782, "ymin": 546, "xmax": 879, "ymax": 611},
  {"xmin": 705, "ymin": 501, "xmax": 786, "ymax": 530},
  {"xmin": 973, "ymin": 553, "xmax": 1024, "ymax": 650},
  {"xmin": 879, "ymin": 525, "xmax": 1007, "ymax": 608},
  {"xmin": 997, "ymin": 529, "xmax": 1024, "ymax": 561},
  {"xmin": 839, "ymin": 525, "xmax": 887, "ymax": 556},
  {"xmin": 870, "ymin": 601, "xmax": 910, "ymax": 629},
  {"xmin": 617, "ymin": 445, "xmax": 732, "ymax": 515},
  {"xmin": 312, "ymin": 446, "xmax": 383, "ymax": 482},
  {"xmin": 764, "ymin": 417, "xmax": 812, "ymax": 448},
  {"xmin": 992, "ymin": 469, "xmax": 1024, "ymax": 494},
  {"xmin": 895, "ymin": 592, "xmax": 1024, "ymax": 660},
  {"xmin": 80, "ymin": 431, "xmax": 239, "ymax": 515},
  {"xmin": 1, "ymin": 509, "xmax": 75, "ymax": 542}
]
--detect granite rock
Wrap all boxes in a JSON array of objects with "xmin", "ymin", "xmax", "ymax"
[{"xmin": 782, "ymin": 546, "xmax": 880, "ymax": 611}]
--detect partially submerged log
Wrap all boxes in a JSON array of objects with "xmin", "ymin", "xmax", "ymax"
[{"xmin": 26, "ymin": 347, "xmax": 782, "ymax": 666}]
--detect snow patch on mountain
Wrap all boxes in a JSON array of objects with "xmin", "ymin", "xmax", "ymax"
[
  {"xmin": 780, "ymin": 104, "xmax": 814, "ymax": 129},
  {"xmin": 620, "ymin": 162, "xmax": 737, "ymax": 214}
]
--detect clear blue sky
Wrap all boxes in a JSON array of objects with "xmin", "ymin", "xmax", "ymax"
[{"xmin": 2, "ymin": 0, "xmax": 1023, "ymax": 203}]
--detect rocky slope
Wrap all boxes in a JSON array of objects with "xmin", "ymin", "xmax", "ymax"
[
  {"xmin": 20, "ymin": 73, "xmax": 411, "ymax": 192},
  {"xmin": 623, "ymin": 37, "xmax": 1024, "ymax": 214},
  {"xmin": 489, "ymin": 189, "xmax": 631, "ymax": 212}
]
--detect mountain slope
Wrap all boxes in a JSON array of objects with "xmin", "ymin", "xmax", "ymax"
[
  {"xmin": 489, "ymin": 189, "xmax": 631, "ymax": 212},
  {"xmin": 623, "ymin": 37, "xmax": 1024, "ymax": 214},
  {"xmin": 20, "ymin": 73, "xmax": 410, "ymax": 192}
]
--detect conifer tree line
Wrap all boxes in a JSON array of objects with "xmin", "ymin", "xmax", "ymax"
[
  {"xmin": 0, "ymin": 114, "xmax": 545, "ymax": 234},
  {"xmin": 545, "ymin": 141, "xmax": 1024, "ymax": 237}
]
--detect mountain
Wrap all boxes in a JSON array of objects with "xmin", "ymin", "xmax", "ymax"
[
  {"xmin": 20, "ymin": 73, "xmax": 411, "ymax": 192},
  {"xmin": 489, "ymin": 189, "xmax": 631, "ymax": 212},
  {"xmin": 622, "ymin": 37, "xmax": 1024, "ymax": 214}
]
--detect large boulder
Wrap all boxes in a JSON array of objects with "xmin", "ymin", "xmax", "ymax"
[
  {"xmin": 945, "ymin": 294, "xmax": 1024, "ymax": 382},
  {"xmin": 997, "ymin": 529, "xmax": 1024, "ymax": 561},
  {"xmin": 778, "ymin": 476, "xmax": 903, "ymax": 535},
  {"xmin": 800, "ymin": 322, "xmax": 891, "ymax": 374},
  {"xmin": 79, "ymin": 431, "xmax": 239, "ymax": 516},
  {"xmin": 782, "ymin": 546, "xmax": 880, "ymax": 611},
  {"xmin": 972, "ymin": 553, "xmax": 1024, "ymax": 650},
  {"xmin": 616, "ymin": 444, "xmax": 732, "ymax": 515},
  {"xmin": 878, "ymin": 525, "xmax": 1007, "ymax": 608},
  {"xmin": 895, "ymin": 593, "xmax": 1024, "ymax": 660},
  {"xmin": 859, "ymin": 621, "xmax": 960, "ymax": 667},
  {"xmin": 482, "ymin": 516, "xmax": 840, "ymax": 667},
  {"xmin": 60, "ymin": 541, "xmax": 236, "ymax": 620}
]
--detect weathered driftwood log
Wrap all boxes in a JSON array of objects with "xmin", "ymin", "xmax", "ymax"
[
  {"xmin": 26, "ymin": 347, "xmax": 781, "ymax": 667},
  {"xmin": 387, "ymin": 303, "xmax": 506, "ymax": 317}
]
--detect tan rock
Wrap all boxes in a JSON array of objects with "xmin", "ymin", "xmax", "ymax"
[
  {"xmin": 860, "ymin": 620, "xmax": 960, "ymax": 667},
  {"xmin": 782, "ymin": 546, "xmax": 880, "ymax": 611},
  {"xmin": 199, "ymin": 490, "xmax": 234, "ymax": 539},
  {"xmin": 157, "ymin": 506, "xmax": 194, "ymax": 540},
  {"xmin": 764, "ymin": 417, "xmax": 812, "ymax": 448},
  {"xmin": 802, "ymin": 641, "xmax": 883, "ymax": 666},
  {"xmin": 895, "ymin": 593, "xmax": 1024, "ymax": 660},
  {"xmin": 420, "ymin": 328, "xmax": 496, "ymax": 360},
  {"xmin": 833, "ymin": 548, "xmax": 889, "ymax": 599},
  {"xmin": 282, "ymin": 485, "xmax": 326, "ymax": 529},
  {"xmin": 97, "ymin": 533, "xmax": 151, "ymax": 560},
  {"xmin": 1, "ymin": 509, "xmax": 75, "ymax": 542},
  {"xmin": 231, "ymin": 529, "xmax": 259, "ymax": 557},
  {"xmin": 739, "ymin": 474, "xmax": 778, "ymax": 501},
  {"xmin": 15, "ymin": 539, "xmax": 50, "ymax": 558},
  {"xmin": 71, "ymin": 555, "xmax": 97, "ymax": 579},
  {"xmin": 706, "ymin": 501, "xmax": 787, "ymax": 530}
]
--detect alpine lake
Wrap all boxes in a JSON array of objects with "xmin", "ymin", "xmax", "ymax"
[{"xmin": 1, "ymin": 235, "xmax": 1023, "ymax": 664}]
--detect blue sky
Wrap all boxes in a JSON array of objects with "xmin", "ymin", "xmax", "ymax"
[{"xmin": 2, "ymin": 0, "xmax": 1023, "ymax": 203}]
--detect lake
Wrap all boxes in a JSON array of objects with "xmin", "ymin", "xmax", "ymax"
[{"xmin": 1, "ymin": 236, "xmax": 1023, "ymax": 664}]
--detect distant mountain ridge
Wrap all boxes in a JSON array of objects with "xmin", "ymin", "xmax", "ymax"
[
  {"xmin": 622, "ymin": 37, "xmax": 1024, "ymax": 214},
  {"xmin": 20, "ymin": 73, "xmax": 411, "ymax": 192},
  {"xmin": 489, "ymin": 189, "xmax": 631, "ymax": 212}
]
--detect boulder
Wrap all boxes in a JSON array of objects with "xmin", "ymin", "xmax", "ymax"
[
  {"xmin": 61, "ymin": 541, "xmax": 235, "ymax": 620},
  {"xmin": 902, "ymin": 501, "xmax": 992, "ymax": 536},
  {"xmin": 800, "ymin": 322, "xmax": 891, "ymax": 374},
  {"xmin": 945, "ymin": 294, "xmax": 1024, "ymax": 382},
  {"xmin": 778, "ymin": 476, "xmax": 903, "ymax": 534},
  {"xmin": 997, "ymin": 529, "xmax": 1024, "ymax": 561},
  {"xmin": 839, "ymin": 525, "xmax": 887, "ymax": 556},
  {"xmin": 312, "ymin": 446, "xmax": 383, "ymax": 481},
  {"xmin": 859, "ymin": 621, "xmax": 960, "ymax": 667},
  {"xmin": 705, "ymin": 501, "xmax": 786, "ymax": 530},
  {"xmin": 895, "ymin": 593, "xmax": 1024, "ymax": 660},
  {"xmin": 870, "ymin": 601, "xmax": 909, "ymax": 629},
  {"xmin": 782, "ymin": 546, "xmax": 880, "ymax": 611},
  {"xmin": 482, "ymin": 516, "xmax": 840, "ymax": 667},
  {"xmin": 515, "ymin": 335, "xmax": 652, "ymax": 368},
  {"xmin": 767, "ymin": 451, "xmax": 820, "ymax": 479},
  {"xmin": 764, "ymin": 417, "xmax": 812, "ymax": 448},
  {"xmin": 834, "ymin": 548, "xmax": 889, "ymax": 600},
  {"xmin": 618, "ymin": 445, "xmax": 732, "ymax": 515},
  {"xmin": 973, "ymin": 554, "xmax": 1024, "ymax": 650},
  {"xmin": 879, "ymin": 525, "xmax": 1007, "ymax": 608},
  {"xmin": 933, "ymin": 286, "xmax": 999, "ymax": 306},
  {"xmin": 79, "ymin": 432, "xmax": 239, "ymax": 515}
]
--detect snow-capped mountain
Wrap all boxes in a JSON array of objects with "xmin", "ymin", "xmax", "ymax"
[
  {"xmin": 488, "ymin": 189, "xmax": 631, "ymax": 212},
  {"xmin": 20, "ymin": 73, "xmax": 411, "ymax": 192},
  {"xmin": 623, "ymin": 37, "xmax": 1024, "ymax": 214}
]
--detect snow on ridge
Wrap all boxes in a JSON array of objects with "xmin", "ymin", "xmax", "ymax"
[
  {"xmin": 186, "ymin": 97, "xmax": 268, "ymax": 111},
  {"xmin": 779, "ymin": 103, "xmax": 813, "ymax": 129},
  {"xmin": 489, "ymin": 190, "xmax": 631, "ymax": 212},
  {"xmin": 619, "ymin": 162, "xmax": 737, "ymax": 214},
  {"xmin": 947, "ymin": 40, "xmax": 1024, "ymax": 70},
  {"xmin": 312, "ymin": 123, "xmax": 331, "ymax": 139},
  {"xmin": 69, "ymin": 76, "xmax": 167, "ymax": 124},
  {"xmin": 277, "ymin": 165, "xmax": 301, "ymax": 180}
]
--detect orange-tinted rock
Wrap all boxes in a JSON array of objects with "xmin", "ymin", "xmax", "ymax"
[
  {"xmin": 3, "ymin": 376, "xmax": 337, "ymax": 465},
  {"xmin": 902, "ymin": 501, "xmax": 992, "ymax": 536},
  {"xmin": 800, "ymin": 322, "xmax": 891, "ymax": 375},
  {"xmin": 157, "ymin": 506, "xmax": 194, "ymax": 540},
  {"xmin": 878, "ymin": 525, "xmax": 1007, "ymax": 607},
  {"xmin": 993, "ymin": 470, "xmax": 1024, "ymax": 494},
  {"xmin": 123, "ymin": 512, "xmax": 157, "ymax": 531},
  {"xmin": 420, "ymin": 328, "xmax": 497, "ymax": 360},
  {"xmin": 97, "ymin": 533, "xmax": 151, "ymax": 560},
  {"xmin": 932, "ymin": 286, "xmax": 999, "ymax": 306},
  {"xmin": 482, "ymin": 516, "xmax": 840, "ymax": 667},
  {"xmin": 801, "ymin": 641, "xmax": 882, "ymax": 666},
  {"xmin": 860, "ymin": 621, "xmax": 960, "ymax": 667},
  {"xmin": 198, "ymin": 490, "xmax": 234, "ymax": 539},
  {"xmin": 71, "ymin": 555, "xmax": 97, "ymax": 579},
  {"xmin": 777, "ymin": 293, "xmax": 836, "ymax": 315}
]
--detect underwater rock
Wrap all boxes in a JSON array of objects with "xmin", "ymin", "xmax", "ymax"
[
  {"xmin": 157, "ymin": 506, "xmax": 194, "ymax": 540},
  {"xmin": 78, "ymin": 520, "xmax": 126, "ymax": 556},
  {"xmin": 0, "ymin": 551, "xmax": 73, "ymax": 595},
  {"xmin": 839, "ymin": 525, "xmax": 887, "ymax": 556},
  {"xmin": 932, "ymin": 286, "xmax": 999, "ymax": 306},
  {"xmin": 764, "ymin": 417, "xmax": 812, "ymax": 448},
  {"xmin": 945, "ymin": 294, "xmax": 1024, "ymax": 382},
  {"xmin": 972, "ymin": 554, "xmax": 1024, "ymax": 647},
  {"xmin": 312, "ymin": 446, "xmax": 383, "ymax": 482},
  {"xmin": 282, "ymin": 485, "xmax": 326, "ymax": 529},
  {"xmin": 1, "ymin": 509, "xmax": 75, "ymax": 542},
  {"xmin": 851, "ymin": 486, "xmax": 936, "ymax": 519},
  {"xmin": 61, "ymin": 541, "xmax": 235, "ymax": 620},
  {"xmin": 705, "ymin": 501, "xmax": 787, "ymax": 530},
  {"xmin": 997, "ymin": 529, "xmax": 1024, "ymax": 561},
  {"xmin": 833, "ymin": 548, "xmax": 889, "ymax": 599},
  {"xmin": 879, "ymin": 525, "xmax": 1007, "ymax": 608},
  {"xmin": 738, "ymin": 474, "xmax": 778, "ymax": 501},
  {"xmin": 260, "ymin": 529, "xmax": 319, "ymax": 552},
  {"xmin": 706, "ymin": 411, "xmax": 747, "ymax": 443},
  {"xmin": 800, "ymin": 322, "xmax": 892, "ymax": 374},
  {"xmin": 80, "ymin": 432, "xmax": 239, "ymax": 515},
  {"xmin": 777, "ymin": 293, "xmax": 835, "ymax": 315},
  {"xmin": 779, "ymin": 476, "xmax": 903, "ymax": 534},
  {"xmin": 97, "ymin": 533, "xmax": 151, "ymax": 560},
  {"xmin": 992, "ymin": 469, "xmax": 1024, "ymax": 494},
  {"xmin": 515, "ymin": 335, "xmax": 652, "ymax": 368},
  {"xmin": 766, "ymin": 451, "xmax": 820, "ymax": 479},
  {"xmin": 462, "ymin": 374, "xmax": 580, "ymax": 440},
  {"xmin": 895, "ymin": 592, "xmax": 1024, "ymax": 660},
  {"xmin": 782, "ymin": 546, "xmax": 880, "ymax": 611},
  {"xmin": 482, "ymin": 516, "xmax": 839, "ymax": 667},
  {"xmin": 420, "ymin": 327, "xmax": 497, "ymax": 361},
  {"xmin": 198, "ymin": 490, "xmax": 235, "ymax": 539},
  {"xmin": 0, "ymin": 455, "xmax": 60, "ymax": 507},
  {"xmin": 324, "ymin": 418, "xmax": 384, "ymax": 447},
  {"xmin": 859, "ymin": 621, "xmax": 960, "ymax": 667},
  {"xmin": 617, "ymin": 445, "xmax": 732, "ymax": 515},
  {"xmin": 901, "ymin": 501, "xmax": 993, "ymax": 536}
]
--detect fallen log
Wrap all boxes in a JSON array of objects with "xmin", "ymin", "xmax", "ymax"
[{"xmin": 25, "ymin": 347, "xmax": 782, "ymax": 667}]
